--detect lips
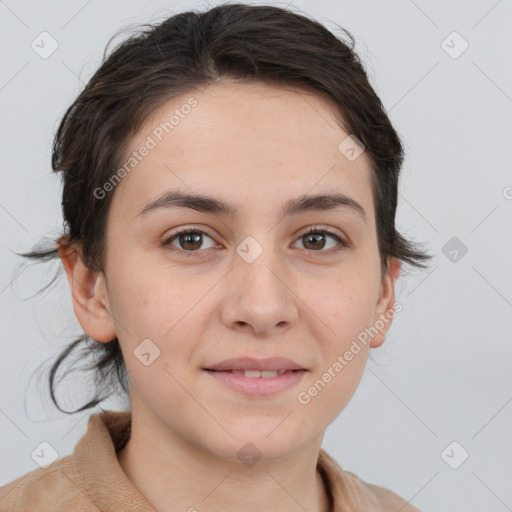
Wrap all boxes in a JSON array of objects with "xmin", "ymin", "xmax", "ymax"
[
  {"xmin": 204, "ymin": 360, "xmax": 308, "ymax": 396},
  {"xmin": 204, "ymin": 357, "xmax": 306, "ymax": 373},
  {"xmin": 228, "ymin": 369, "xmax": 289, "ymax": 378}
]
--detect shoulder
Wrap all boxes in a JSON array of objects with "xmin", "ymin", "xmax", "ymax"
[
  {"xmin": 317, "ymin": 449, "xmax": 422, "ymax": 512},
  {"xmin": 0, "ymin": 410, "xmax": 146, "ymax": 512},
  {"xmin": 344, "ymin": 469, "xmax": 422, "ymax": 512},
  {"xmin": 0, "ymin": 455, "xmax": 100, "ymax": 512}
]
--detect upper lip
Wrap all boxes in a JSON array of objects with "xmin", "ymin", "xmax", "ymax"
[{"xmin": 204, "ymin": 357, "xmax": 306, "ymax": 372}]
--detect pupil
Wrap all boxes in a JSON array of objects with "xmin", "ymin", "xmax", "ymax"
[
  {"xmin": 182, "ymin": 232, "xmax": 201, "ymax": 249},
  {"xmin": 305, "ymin": 232, "xmax": 324, "ymax": 249}
]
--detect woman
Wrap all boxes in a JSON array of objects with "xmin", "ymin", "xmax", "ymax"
[{"xmin": 0, "ymin": 3, "xmax": 431, "ymax": 510}]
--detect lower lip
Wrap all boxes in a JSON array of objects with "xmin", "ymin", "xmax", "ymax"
[{"xmin": 203, "ymin": 369, "xmax": 307, "ymax": 396}]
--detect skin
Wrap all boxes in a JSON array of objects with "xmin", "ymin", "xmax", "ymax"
[{"xmin": 59, "ymin": 81, "xmax": 401, "ymax": 512}]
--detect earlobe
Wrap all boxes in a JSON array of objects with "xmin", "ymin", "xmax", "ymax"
[
  {"xmin": 58, "ymin": 241, "xmax": 117, "ymax": 343},
  {"xmin": 370, "ymin": 257, "xmax": 401, "ymax": 349}
]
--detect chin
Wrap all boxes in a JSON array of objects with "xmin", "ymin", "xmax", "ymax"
[
  {"xmin": 215, "ymin": 439, "xmax": 299, "ymax": 467},
  {"xmin": 213, "ymin": 422, "xmax": 311, "ymax": 466}
]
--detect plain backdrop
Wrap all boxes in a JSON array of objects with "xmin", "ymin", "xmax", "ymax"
[{"xmin": 1, "ymin": 1, "xmax": 511, "ymax": 511}]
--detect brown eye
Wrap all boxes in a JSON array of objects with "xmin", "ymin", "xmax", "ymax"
[
  {"xmin": 177, "ymin": 232, "xmax": 203, "ymax": 250},
  {"xmin": 294, "ymin": 227, "xmax": 347, "ymax": 254},
  {"xmin": 163, "ymin": 228, "xmax": 216, "ymax": 253},
  {"xmin": 302, "ymin": 231, "xmax": 327, "ymax": 250},
  {"xmin": 163, "ymin": 225, "xmax": 347, "ymax": 257}
]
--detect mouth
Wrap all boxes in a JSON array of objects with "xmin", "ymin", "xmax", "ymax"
[
  {"xmin": 202, "ymin": 368, "xmax": 307, "ymax": 396},
  {"xmin": 204, "ymin": 369, "xmax": 301, "ymax": 378}
]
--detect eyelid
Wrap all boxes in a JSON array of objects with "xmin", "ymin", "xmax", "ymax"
[
  {"xmin": 295, "ymin": 225, "xmax": 349, "ymax": 254},
  {"xmin": 162, "ymin": 224, "xmax": 219, "ymax": 255},
  {"xmin": 162, "ymin": 224, "xmax": 349, "ymax": 256}
]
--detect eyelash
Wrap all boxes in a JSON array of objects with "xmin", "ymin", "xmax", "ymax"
[{"xmin": 162, "ymin": 225, "xmax": 348, "ymax": 258}]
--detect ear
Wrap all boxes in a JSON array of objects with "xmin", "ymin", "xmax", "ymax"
[
  {"xmin": 370, "ymin": 257, "xmax": 401, "ymax": 349},
  {"xmin": 57, "ymin": 240, "xmax": 117, "ymax": 343}
]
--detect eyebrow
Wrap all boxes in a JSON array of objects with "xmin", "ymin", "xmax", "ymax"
[{"xmin": 137, "ymin": 190, "xmax": 366, "ymax": 223}]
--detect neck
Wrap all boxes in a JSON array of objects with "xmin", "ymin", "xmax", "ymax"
[{"xmin": 117, "ymin": 408, "xmax": 331, "ymax": 512}]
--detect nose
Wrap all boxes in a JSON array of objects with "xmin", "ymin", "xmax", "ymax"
[{"xmin": 219, "ymin": 239, "xmax": 298, "ymax": 337}]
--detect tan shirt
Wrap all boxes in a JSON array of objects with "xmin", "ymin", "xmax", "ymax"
[{"xmin": 0, "ymin": 410, "xmax": 421, "ymax": 511}]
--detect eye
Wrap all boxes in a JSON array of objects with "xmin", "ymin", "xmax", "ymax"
[
  {"xmin": 162, "ymin": 225, "xmax": 348, "ymax": 257},
  {"xmin": 293, "ymin": 226, "xmax": 347, "ymax": 255},
  {"xmin": 163, "ymin": 226, "xmax": 216, "ymax": 256}
]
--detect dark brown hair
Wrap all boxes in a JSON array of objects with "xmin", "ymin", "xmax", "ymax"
[{"xmin": 16, "ymin": 2, "xmax": 432, "ymax": 414}]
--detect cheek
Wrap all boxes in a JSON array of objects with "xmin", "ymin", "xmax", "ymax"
[
  {"xmin": 310, "ymin": 272, "xmax": 378, "ymax": 346},
  {"xmin": 295, "ymin": 277, "xmax": 376, "ymax": 417},
  {"xmin": 296, "ymin": 306, "xmax": 372, "ymax": 430},
  {"xmin": 110, "ymin": 269, "xmax": 217, "ymax": 396},
  {"xmin": 297, "ymin": 351, "xmax": 368, "ymax": 434},
  {"xmin": 107, "ymin": 254, "xmax": 206, "ymax": 337}
]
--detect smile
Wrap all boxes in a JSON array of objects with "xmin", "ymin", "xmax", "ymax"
[
  {"xmin": 203, "ymin": 369, "xmax": 307, "ymax": 396},
  {"xmin": 214, "ymin": 369, "xmax": 292, "ymax": 378}
]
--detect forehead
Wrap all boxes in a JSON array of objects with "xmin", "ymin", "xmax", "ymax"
[{"xmin": 110, "ymin": 81, "xmax": 374, "ymax": 223}]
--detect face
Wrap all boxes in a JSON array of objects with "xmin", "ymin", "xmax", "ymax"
[{"xmin": 69, "ymin": 81, "xmax": 399, "ymax": 464}]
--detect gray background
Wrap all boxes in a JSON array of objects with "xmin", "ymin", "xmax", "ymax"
[{"xmin": 1, "ymin": 1, "xmax": 511, "ymax": 510}]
